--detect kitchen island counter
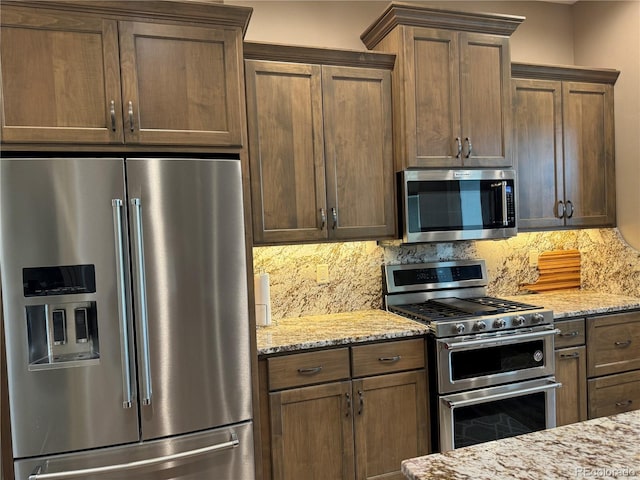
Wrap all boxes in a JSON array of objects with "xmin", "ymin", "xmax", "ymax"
[
  {"xmin": 504, "ymin": 290, "xmax": 640, "ymax": 319},
  {"xmin": 402, "ymin": 410, "xmax": 640, "ymax": 480},
  {"xmin": 256, "ymin": 309, "xmax": 428, "ymax": 355}
]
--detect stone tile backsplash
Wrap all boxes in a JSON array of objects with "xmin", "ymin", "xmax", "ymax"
[{"xmin": 253, "ymin": 228, "xmax": 640, "ymax": 320}]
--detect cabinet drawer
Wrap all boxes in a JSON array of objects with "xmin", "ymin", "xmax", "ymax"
[
  {"xmin": 351, "ymin": 339, "xmax": 425, "ymax": 378},
  {"xmin": 267, "ymin": 348, "xmax": 350, "ymax": 390},
  {"xmin": 587, "ymin": 311, "xmax": 640, "ymax": 377},
  {"xmin": 588, "ymin": 369, "xmax": 640, "ymax": 419},
  {"xmin": 555, "ymin": 318, "xmax": 586, "ymax": 348}
]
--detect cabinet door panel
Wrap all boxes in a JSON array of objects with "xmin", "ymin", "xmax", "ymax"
[
  {"xmin": 322, "ymin": 65, "xmax": 396, "ymax": 240},
  {"xmin": 587, "ymin": 311, "xmax": 640, "ymax": 377},
  {"xmin": 512, "ymin": 79, "xmax": 564, "ymax": 229},
  {"xmin": 119, "ymin": 22, "xmax": 243, "ymax": 146},
  {"xmin": 460, "ymin": 33, "xmax": 512, "ymax": 167},
  {"xmin": 270, "ymin": 382, "xmax": 354, "ymax": 480},
  {"xmin": 0, "ymin": 7, "xmax": 122, "ymax": 144},
  {"xmin": 407, "ymin": 27, "xmax": 461, "ymax": 167},
  {"xmin": 555, "ymin": 346, "xmax": 587, "ymax": 426},
  {"xmin": 353, "ymin": 371, "xmax": 429, "ymax": 480},
  {"xmin": 245, "ymin": 60, "xmax": 327, "ymax": 244},
  {"xmin": 562, "ymin": 82, "xmax": 615, "ymax": 227}
]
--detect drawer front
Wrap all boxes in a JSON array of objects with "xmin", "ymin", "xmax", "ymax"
[
  {"xmin": 587, "ymin": 311, "xmax": 640, "ymax": 377},
  {"xmin": 351, "ymin": 338, "xmax": 425, "ymax": 378},
  {"xmin": 555, "ymin": 318, "xmax": 586, "ymax": 348},
  {"xmin": 588, "ymin": 369, "xmax": 640, "ymax": 419},
  {"xmin": 267, "ymin": 348, "xmax": 350, "ymax": 391}
]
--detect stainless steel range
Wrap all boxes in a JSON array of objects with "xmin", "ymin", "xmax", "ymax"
[{"xmin": 383, "ymin": 260, "xmax": 561, "ymax": 452}]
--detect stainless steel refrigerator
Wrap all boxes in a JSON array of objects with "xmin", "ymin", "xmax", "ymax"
[{"xmin": 0, "ymin": 158, "xmax": 254, "ymax": 479}]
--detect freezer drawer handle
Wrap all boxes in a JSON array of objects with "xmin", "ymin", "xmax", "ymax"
[
  {"xmin": 131, "ymin": 198, "xmax": 153, "ymax": 406},
  {"xmin": 28, "ymin": 433, "xmax": 240, "ymax": 480},
  {"xmin": 112, "ymin": 199, "xmax": 133, "ymax": 409}
]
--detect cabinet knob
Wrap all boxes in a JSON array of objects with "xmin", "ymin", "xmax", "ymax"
[{"xmin": 566, "ymin": 200, "xmax": 574, "ymax": 219}]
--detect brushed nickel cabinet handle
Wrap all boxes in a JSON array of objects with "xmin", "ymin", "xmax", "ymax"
[
  {"xmin": 345, "ymin": 392, "xmax": 351, "ymax": 417},
  {"xmin": 358, "ymin": 390, "xmax": 364, "ymax": 415},
  {"xmin": 566, "ymin": 200, "xmax": 574, "ymax": 219},
  {"xmin": 297, "ymin": 366, "xmax": 322, "ymax": 375},
  {"xmin": 556, "ymin": 200, "xmax": 565, "ymax": 219},
  {"xmin": 378, "ymin": 356, "xmax": 401, "ymax": 363},
  {"xmin": 128, "ymin": 101, "xmax": 134, "ymax": 132},
  {"xmin": 615, "ymin": 400, "xmax": 633, "ymax": 407},
  {"xmin": 464, "ymin": 137, "xmax": 473, "ymax": 158},
  {"xmin": 319, "ymin": 208, "xmax": 326, "ymax": 230},
  {"xmin": 455, "ymin": 137, "xmax": 462, "ymax": 158},
  {"xmin": 559, "ymin": 331, "xmax": 579, "ymax": 338},
  {"xmin": 614, "ymin": 340, "xmax": 632, "ymax": 348},
  {"xmin": 331, "ymin": 207, "xmax": 338, "ymax": 229},
  {"xmin": 110, "ymin": 100, "xmax": 116, "ymax": 132},
  {"xmin": 560, "ymin": 352, "xmax": 580, "ymax": 359}
]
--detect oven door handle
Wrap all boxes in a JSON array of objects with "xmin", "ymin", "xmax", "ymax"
[
  {"xmin": 441, "ymin": 328, "xmax": 560, "ymax": 351},
  {"xmin": 443, "ymin": 380, "xmax": 562, "ymax": 409}
]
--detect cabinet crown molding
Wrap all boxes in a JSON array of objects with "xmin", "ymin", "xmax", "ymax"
[
  {"xmin": 512, "ymin": 62, "xmax": 620, "ymax": 84},
  {"xmin": 1, "ymin": 0, "xmax": 253, "ymax": 34},
  {"xmin": 244, "ymin": 42, "xmax": 395, "ymax": 69},
  {"xmin": 361, "ymin": 2, "xmax": 524, "ymax": 49}
]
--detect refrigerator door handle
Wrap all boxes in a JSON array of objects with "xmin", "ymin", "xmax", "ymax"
[
  {"xmin": 28, "ymin": 433, "xmax": 240, "ymax": 480},
  {"xmin": 112, "ymin": 199, "xmax": 133, "ymax": 409},
  {"xmin": 131, "ymin": 198, "xmax": 153, "ymax": 406}
]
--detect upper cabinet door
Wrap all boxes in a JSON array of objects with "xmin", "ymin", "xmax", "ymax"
[
  {"xmin": 406, "ymin": 27, "xmax": 461, "ymax": 167},
  {"xmin": 245, "ymin": 60, "xmax": 327, "ymax": 244},
  {"xmin": 119, "ymin": 22, "xmax": 244, "ymax": 146},
  {"xmin": 322, "ymin": 65, "xmax": 396, "ymax": 240},
  {"xmin": 460, "ymin": 33, "xmax": 512, "ymax": 167},
  {"xmin": 513, "ymin": 78, "xmax": 565, "ymax": 229},
  {"xmin": 562, "ymin": 81, "xmax": 616, "ymax": 227},
  {"xmin": 0, "ymin": 7, "xmax": 123, "ymax": 144}
]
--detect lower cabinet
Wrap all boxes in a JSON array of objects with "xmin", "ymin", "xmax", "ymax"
[
  {"xmin": 259, "ymin": 338, "xmax": 429, "ymax": 480},
  {"xmin": 555, "ymin": 346, "xmax": 587, "ymax": 426}
]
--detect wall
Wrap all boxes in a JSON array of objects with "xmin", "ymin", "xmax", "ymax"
[
  {"xmin": 572, "ymin": 1, "xmax": 640, "ymax": 249},
  {"xmin": 254, "ymin": 229, "xmax": 640, "ymax": 320}
]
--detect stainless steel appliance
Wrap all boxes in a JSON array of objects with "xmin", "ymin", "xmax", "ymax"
[
  {"xmin": 0, "ymin": 158, "xmax": 254, "ymax": 479},
  {"xmin": 384, "ymin": 260, "xmax": 559, "ymax": 452},
  {"xmin": 399, "ymin": 169, "xmax": 517, "ymax": 243}
]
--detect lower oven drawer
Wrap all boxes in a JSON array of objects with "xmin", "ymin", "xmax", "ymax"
[{"xmin": 438, "ymin": 377, "xmax": 560, "ymax": 452}]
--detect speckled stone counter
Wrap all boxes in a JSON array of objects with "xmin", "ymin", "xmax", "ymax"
[
  {"xmin": 503, "ymin": 290, "xmax": 640, "ymax": 319},
  {"xmin": 402, "ymin": 410, "xmax": 640, "ymax": 480},
  {"xmin": 256, "ymin": 309, "xmax": 428, "ymax": 356}
]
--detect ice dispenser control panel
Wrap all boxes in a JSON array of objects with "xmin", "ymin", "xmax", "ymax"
[{"xmin": 23, "ymin": 265, "xmax": 100, "ymax": 369}]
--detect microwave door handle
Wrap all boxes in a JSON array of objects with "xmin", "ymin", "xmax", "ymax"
[
  {"xmin": 443, "ymin": 380, "xmax": 562, "ymax": 410},
  {"xmin": 131, "ymin": 198, "xmax": 153, "ymax": 406},
  {"xmin": 441, "ymin": 328, "xmax": 560, "ymax": 351},
  {"xmin": 501, "ymin": 181, "xmax": 509, "ymax": 226},
  {"xmin": 112, "ymin": 199, "xmax": 133, "ymax": 409}
]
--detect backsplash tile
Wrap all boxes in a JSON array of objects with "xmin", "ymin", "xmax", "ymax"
[{"xmin": 253, "ymin": 228, "xmax": 640, "ymax": 320}]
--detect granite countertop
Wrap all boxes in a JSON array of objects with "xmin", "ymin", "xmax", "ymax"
[
  {"xmin": 256, "ymin": 309, "xmax": 428, "ymax": 356},
  {"xmin": 503, "ymin": 289, "xmax": 640, "ymax": 319},
  {"xmin": 402, "ymin": 410, "xmax": 640, "ymax": 480}
]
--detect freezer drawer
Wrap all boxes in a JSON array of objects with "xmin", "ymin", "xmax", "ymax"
[{"xmin": 13, "ymin": 421, "xmax": 255, "ymax": 480}]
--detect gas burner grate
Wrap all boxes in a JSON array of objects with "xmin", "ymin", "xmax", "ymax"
[
  {"xmin": 389, "ymin": 303, "xmax": 476, "ymax": 322},
  {"xmin": 469, "ymin": 297, "xmax": 541, "ymax": 312}
]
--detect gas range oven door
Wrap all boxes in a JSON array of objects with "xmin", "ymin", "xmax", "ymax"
[
  {"xmin": 438, "ymin": 377, "xmax": 561, "ymax": 451},
  {"xmin": 436, "ymin": 326, "xmax": 560, "ymax": 394}
]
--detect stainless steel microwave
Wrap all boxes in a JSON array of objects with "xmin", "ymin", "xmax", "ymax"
[{"xmin": 400, "ymin": 169, "xmax": 517, "ymax": 243}]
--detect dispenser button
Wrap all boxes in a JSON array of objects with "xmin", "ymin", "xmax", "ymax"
[
  {"xmin": 52, "ymin": 309, "xmax": 67, "ymax": 345},
  {"xmin": 75, "ymin": 308, "xmax": 89, "ymax": 343}
]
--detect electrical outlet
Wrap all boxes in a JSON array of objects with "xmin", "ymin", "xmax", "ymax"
[
  {"xmin": 529, "ymin": 249, "xmax": 540, "ymax": 267},
  {"xmin": 316, "ymin": 264, "xmax": 329, "ymax": 284}
]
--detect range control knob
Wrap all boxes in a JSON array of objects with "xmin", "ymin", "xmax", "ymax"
[
  {"xmin": 474, "ymin": 321, "xmax": 487, "ymax": 331},
  {"xmin": 493, "ymin": 318, "xmax": 506, "ymax": 329},
  {"xmin": 532, "ymin": 313, "xmax": 546, "ymax": 323},
  {"xmin": 513, "ymin": 315, "xmax": 526, "ymax": 327},
  {"xmin": 454, "ymin": 323, "xmax": 466, "ymax": 334}
]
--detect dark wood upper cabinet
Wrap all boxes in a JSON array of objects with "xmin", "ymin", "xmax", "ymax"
[
  {"xmin": 512, "ymin": 63, "xmax": 619, "ymax": 230},
  {"xmin": 245, "ymin": 43, "xmax": 396, "ymax": 245},
  {"xmin": 361, "ymin": 3, "xmax": 523, "ymax": 170},
  {"xmin": 0, "ymin": 1, "xmax": 251, "ymax": 148}
]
